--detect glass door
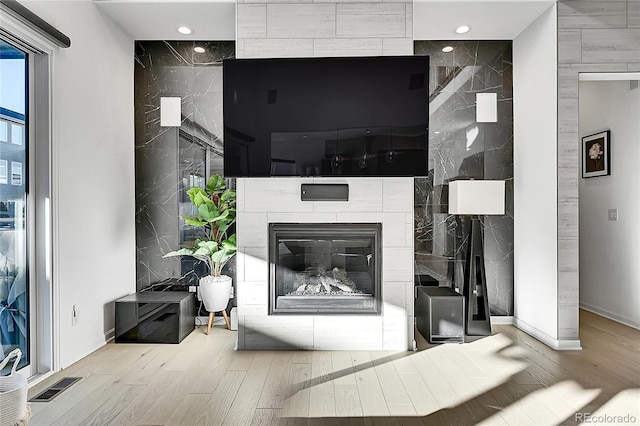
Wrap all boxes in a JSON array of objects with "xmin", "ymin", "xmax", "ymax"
[{"xmin": 0, "ymin": 39, "xmax": 30, "ymax": 375}]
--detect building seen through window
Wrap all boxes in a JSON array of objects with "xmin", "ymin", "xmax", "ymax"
[{"xmin": 0, "ymin": 39, "xmax": 28, "ymax": 372}]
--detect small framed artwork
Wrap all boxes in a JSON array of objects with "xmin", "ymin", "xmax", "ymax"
[{"xmin": 582, "ymin": 130, "xmax": 611, "ymax": 178}]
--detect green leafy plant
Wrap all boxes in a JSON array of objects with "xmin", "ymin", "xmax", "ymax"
[{"xmin": 163, "ymin": 174, "xmax": 237, "ymax": 277}]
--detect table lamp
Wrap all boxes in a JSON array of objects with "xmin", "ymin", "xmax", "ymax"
[{"xmin": 448, "ymin": 180, "xmax": 505, "ymax": 336}]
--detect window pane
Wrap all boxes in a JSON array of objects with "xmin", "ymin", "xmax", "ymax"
[
  {"xmin": 0, "ymin": 121, "xmax": 7, "ymax": 142},
  {"xmin": 10, "ymin": 124, "xmax": 22, "ymax": 146},
  {"xmin": 0, "ymin": 160, "xmax": 6, "ymax": 184},
  {"xmin": 11, "ymin": 162, "xmax": 22, "ymax": 185},
  {"xmin": 0, "ymin": 39, "xmax": 28, "ymax": 374}
]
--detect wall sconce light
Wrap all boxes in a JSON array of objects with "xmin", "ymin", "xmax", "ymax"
[
  {"xmin": 160, "ymin": 97, "xmax": 182, "ymax": 127},
  {"xmin": 476, "ymin": 93, "xmax": 497, "ymax": 123}
]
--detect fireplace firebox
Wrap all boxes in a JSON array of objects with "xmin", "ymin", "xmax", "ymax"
[{"xmin": 269, "ymin": 223, "xmax": 382, "ymax": 315}]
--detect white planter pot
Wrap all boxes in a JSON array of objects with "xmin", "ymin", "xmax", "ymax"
[{"xmin": 199, "ymin": 275, "xmax": 232, "ymax": 313}]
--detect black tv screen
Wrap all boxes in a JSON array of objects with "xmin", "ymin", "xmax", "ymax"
[{"xmin": 223, "ymin": 55, "xmax": 429, "ymax": 177}]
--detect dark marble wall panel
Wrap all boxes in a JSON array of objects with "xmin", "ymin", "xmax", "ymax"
[
  {"xmin": 414, "ymin": 41, "xmax": 514, "ymax": 316},
  {"xmin": 135, "ymin": 41, "xmax": 235, "ymax": 291}
]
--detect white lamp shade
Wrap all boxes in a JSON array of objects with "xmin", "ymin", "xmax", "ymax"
[
  {"xmin": 448, "ymin": 180, "xmax": 505, "ymax": 215},
  {"xmin": 160, "ymin": 97, "xmax": 182, "ymax": 127}
]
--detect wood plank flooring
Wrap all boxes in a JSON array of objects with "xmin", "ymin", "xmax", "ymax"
[{"xmin": 27, "ymin": 310, "xmax": 640, "ymax": 425}]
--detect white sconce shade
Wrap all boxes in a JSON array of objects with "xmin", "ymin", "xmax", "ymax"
[
  {"xmin": 160, "ymin": 97, "xmax": 182, "ymax": 127},
  {"xmin": 448, "ymin": 180, "xmax": 505, "ymax": 215},
  {"xmin": 476, "ymin": 93, "xmax": 497, "ymax": 123}
]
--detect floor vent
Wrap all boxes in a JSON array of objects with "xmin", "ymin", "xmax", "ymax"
[{"xmin": 30, "ymin": 377, "xmax": 82, "ymax": 402}]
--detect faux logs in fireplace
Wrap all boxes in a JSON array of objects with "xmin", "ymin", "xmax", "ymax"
[{"xmin": 269, "ymin": 223, "xmax": 382, "ymax": 315}]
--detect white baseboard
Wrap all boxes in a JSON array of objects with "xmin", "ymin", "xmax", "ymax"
[
  {"xmin": 513, "ymin": 317, "xmax": 582, "ymax": 351},
  {"xmin": 554, "ymin": 338, "xmax": 583, "ymax": 351},
  {"xmin": 491, "ymin": 316, "xmax": 515, "ymax": 325},
  {"xmin": 60, "ymin": 336, "xmax": 112, "ymax": 369},
  {"xmin": 580, "ymin": 302, "xmax": 640, "ymax": 330},
  {"xmin": 105, "ymin": 327, "xmax": 115, "ymax": 343}
]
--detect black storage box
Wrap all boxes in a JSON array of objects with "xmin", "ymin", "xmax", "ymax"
[{"xmin": 115, "ymin": 291, "xmax": 195, "ymax": 343}]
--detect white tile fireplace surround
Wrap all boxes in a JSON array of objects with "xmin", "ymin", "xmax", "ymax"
[{"xmin": 236, "ymin": 177, "xmax": 414, "ymax": 350}]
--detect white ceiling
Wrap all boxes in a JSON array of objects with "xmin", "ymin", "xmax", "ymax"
[
  {"xmin": 94, "ymin": 0, "xmax": 554, "ymax": 41},
  {"xmin": 413, "ymin": 0, "xmax": 555, "ymax": 40},
  {"xmin": 94, "ymin": 0, "xmax": 236, "ymax": 40}
]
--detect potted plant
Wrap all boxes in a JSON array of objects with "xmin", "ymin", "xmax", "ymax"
[{"xmin": 164, "ymin": 174, "xmax": 236, "ymax": 334}]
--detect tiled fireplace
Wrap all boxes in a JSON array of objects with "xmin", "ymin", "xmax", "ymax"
[
  {"xmin": 269, "ymin": 222, "xmax": 382, "ymax": 315},
  {"xmin": 236, "ymin": 177, "xmax": 414, "ymax": 350}
]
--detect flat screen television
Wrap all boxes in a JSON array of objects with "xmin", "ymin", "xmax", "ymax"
[{"xmin": 223, "ymin": 55, "xmax": 429, "ymax": 177}]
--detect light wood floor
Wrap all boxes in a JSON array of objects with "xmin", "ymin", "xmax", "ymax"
[{"xmin": 27, "ymin": 310, "xmax": 640, "ymax": 426}]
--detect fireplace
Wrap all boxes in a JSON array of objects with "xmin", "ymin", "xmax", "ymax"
[{"xmin": 269, "ymin": 223, "xmax": 382, "ymax": 315}]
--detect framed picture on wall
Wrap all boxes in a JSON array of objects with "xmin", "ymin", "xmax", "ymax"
[{"xmin": 582, "ymin": 130, "xmax": 611, "ymax": 178}]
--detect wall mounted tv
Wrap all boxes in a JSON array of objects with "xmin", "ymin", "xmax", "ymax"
[{"xmin": 223, "ymin": 55, "xmax": 429, "ymax": 177}]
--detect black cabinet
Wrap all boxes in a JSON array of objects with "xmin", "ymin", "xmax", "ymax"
[
  {"xmin": 115, "ymin": 291, "xmax": 195, "ymax": 344},
  {"xmin": 415, "ymin": 286, "xmax": 464, "ymax": 344}
]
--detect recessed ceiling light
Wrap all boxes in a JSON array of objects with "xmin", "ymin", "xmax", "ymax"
[
  {"xmin": 442, "ymin": 46, "xmax": 454, "ymax": 53},
  {"xmin": 194, "ymin": 46, "xmax": 205, "ymax": 53},
  {"xmin": 178, "ymin": 26, "xmax": 193, "ymax": 35},
  {"xmin": 455, "ymin": 25, "xmax": 470, "ymax": 34}
]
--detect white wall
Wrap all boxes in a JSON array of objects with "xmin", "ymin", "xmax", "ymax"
[
  {"xmin": 236, "ymin": 1, "xmax": 413, "ymax": 58},
  {"xmin": 26, "ymin": 1, "xmax": 136, "ymax": 368},
  {"xmin": 579, "ymin": 80, "xmax": 640, "ymax": 329},
  {"xmin": 556, "ymin": 0, "xmax": 639, "ymax": 344},
  {"xmin": 513, "ymin": 5, "xmax": 560, "ymax": 344}
]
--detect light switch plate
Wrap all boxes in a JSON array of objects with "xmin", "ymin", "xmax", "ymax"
[{"xmin": 608, "ymin": 209, "xmax": 618, "ymax": 221}]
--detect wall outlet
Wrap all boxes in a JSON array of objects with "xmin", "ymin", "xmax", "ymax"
[
  {"xmin": 72, "ymin": 304, "xmax": 79, "ymax": 326},
  {"xmin": 608, "ymin": 209, "xmax": 618, "ymax": 221},
  {"xmin": 188, "ymin": 286, "xmax": 197, "ymax": 293}
]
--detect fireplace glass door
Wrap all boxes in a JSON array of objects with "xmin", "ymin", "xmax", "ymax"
[{"xmin": 269, "ymin": 223, "xmax": 381, "ymax": 314}]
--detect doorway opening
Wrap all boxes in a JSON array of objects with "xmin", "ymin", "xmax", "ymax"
[{"xmin": 578, "ymin": 72, "xmax": 640, "ymax": 330}]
